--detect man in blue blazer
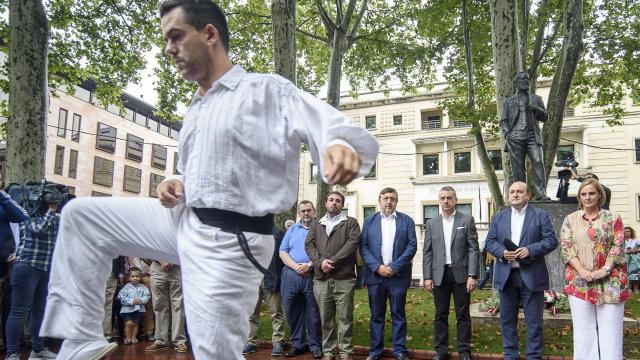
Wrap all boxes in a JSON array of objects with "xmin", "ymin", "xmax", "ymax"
[
  {"xmin": 484, "ymin": 181, "xmax": 558, "ymax": 360},
  {"xmin": 360, "ymin": 187, "xmax": 417, "ymax": 360}
]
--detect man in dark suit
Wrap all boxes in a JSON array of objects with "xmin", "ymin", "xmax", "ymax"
[
  {"xmin": 423, "ymin": 186, "xmax": 479, "ymax": 360},
  {"xmin": 360, "ymin": 188, "xmax": 417, "ymax": 360},
  {"xmin": 484, "ymin": 181, "xmax": 558, "ymax": 360},
  {"xmin": 500, "ymin": 71, "xmax": 549, "ymax": 200}
]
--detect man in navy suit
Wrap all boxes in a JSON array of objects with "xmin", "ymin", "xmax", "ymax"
[
  {"xmin": 484, "ymin": 181, "xmax": 558, "ymax": 360},
  {"xmin": 360, "ymin": 187, "xmax": 417, "ymax": 360}
]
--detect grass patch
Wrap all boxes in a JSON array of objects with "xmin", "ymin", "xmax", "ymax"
[{"xmin": 256, "ymin": 288, "xmax": 640, "ymax": 357}]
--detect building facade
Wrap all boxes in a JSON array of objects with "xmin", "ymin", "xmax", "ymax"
[
  {"xmin": 4, "ymin": 83, "xmax": 180, "ymax": 198},
  {"xmin": 297, "ymin": 81, "xmax": 640, "ymax": 280}
]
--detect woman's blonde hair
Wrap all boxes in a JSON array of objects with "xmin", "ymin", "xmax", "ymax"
[{"xmin": 577, "ymin": 178, "xmax": 606, "ymax": 209}]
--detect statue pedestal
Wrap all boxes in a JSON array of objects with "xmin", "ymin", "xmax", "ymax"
[{"xmin": 532, "ymin": 200, "xmax": 577, "ymax": 293}]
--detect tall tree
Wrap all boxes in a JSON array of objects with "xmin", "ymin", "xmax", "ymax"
[
  {"xmin": 2, "ymin": 0, "xmax": 160, "ymax": 184},
  {"xmin": 6, "ymin": 0, "xmax": 48, "ymax": 184}
]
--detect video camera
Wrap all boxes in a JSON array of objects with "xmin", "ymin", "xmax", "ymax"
[
  {"xmin": 5, "ymin": 179, "xmax": 75, "ymax": 215},
  {"xmin": 555, "ymin": 151, "xmax": 579, "ymax": 181}
]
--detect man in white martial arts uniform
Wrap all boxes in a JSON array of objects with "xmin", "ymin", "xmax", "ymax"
[{"xmin": 39, "ymin": 1, "xmax": 378, "ymax": 359}]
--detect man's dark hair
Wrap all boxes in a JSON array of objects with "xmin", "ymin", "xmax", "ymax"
[
  {"xmin": 159, "ymin": 0, "xmax": 230, "ymax": 52},
  {"xmin": 378, "ymin": 187, "xmax": 398, "ymax": 200},
  {"xmin": 327, "ymin": 191, "xmax": 345, "ymax": 204}
]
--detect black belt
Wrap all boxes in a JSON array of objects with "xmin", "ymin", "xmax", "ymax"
[{"xmin": 193, "ymin": 208, "xmax": 275, "ymax": 282}]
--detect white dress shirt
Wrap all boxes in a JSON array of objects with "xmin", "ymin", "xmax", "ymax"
[
  {"xmin": 442, "ymin": 211, "xmax": 456, "ymax": 265},
  {"xmin": 168, "ymin": 65, "xmax": 379, "ymax": 216},
  {"xmin": 380, "ymin": 211, "xmax": 397, "ymax": 266},
  {"xmin": 319, "ymin": 213, "xmax": 347, "ymax": 237},
  {"xmin": 510, "ymin": 205, "xmax": 528, "ymax": 246}
]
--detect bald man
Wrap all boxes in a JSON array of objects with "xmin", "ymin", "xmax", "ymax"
[{"xmin": 484, "ymin": 182, "xmax": 557, "ymax": 360}]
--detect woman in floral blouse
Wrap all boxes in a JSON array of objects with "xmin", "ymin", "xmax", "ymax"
[{"xmin": 560, "ymin": 178, "xmax": 629, "ymax": 360}]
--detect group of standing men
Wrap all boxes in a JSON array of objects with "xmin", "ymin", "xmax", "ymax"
[{"xmin": 250, "ymin": 180, "xmax": 557, "ymax": 360}]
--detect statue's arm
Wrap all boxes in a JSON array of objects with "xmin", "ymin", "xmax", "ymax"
[{"xmin": 531, "ymin": 96, "xmax": 548, "ymax": 122}]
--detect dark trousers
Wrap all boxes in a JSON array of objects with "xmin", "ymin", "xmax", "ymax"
[
  {"xmin": 498, "ymin": 269, "xmax": 544, "ymax": 360},
  {"xmin": 506, "ymin": 134, "xmax": 547, "ymax": 199},
  {"xmin": 433, "ymin": 267, "xmax": 471, "ymax": 355},
  {"xmin": 5, "ymin": 262, "xmax": 49, "ymax": 355},
  {"xmin": 281, "ymin": 267, "xmax": 322, "ymax": 351},
  {"xmin": 367, "ymin": 280, "xmax": 408, "ymax": 357}
]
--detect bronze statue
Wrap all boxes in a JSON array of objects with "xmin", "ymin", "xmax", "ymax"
[{"xmin": 500, "ymin": 72, "xmax": 550, "ymax": 201}]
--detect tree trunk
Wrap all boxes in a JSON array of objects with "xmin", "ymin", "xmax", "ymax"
[
  {"xmin": 317, "ymin": 28, "xmax": 348, "ymax": 218},
  {"xmin": 7, "ymin": 0, "xmax": 49, "ymax": 185},
  {"xmin": 463, "ymin": 0, "xmax": 504, "ymax": 209},
  {"xmin": 543, "ymin": 0, "xmax": 584, "ymax": 182},
  {"xmin": 272, "ymin": 0, "xmax": 299, "ymax": 229},
  {"xmin": 490, "ymin": 0, "xmax": 519, "ymax": 201}
]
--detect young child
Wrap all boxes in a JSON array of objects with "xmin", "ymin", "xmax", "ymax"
[{"xmin": 117, "ymin": 267, "xmax": 150, "ymax": 344}]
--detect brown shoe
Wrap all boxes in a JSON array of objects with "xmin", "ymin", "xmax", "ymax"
[
  {"xmin": 145, "ymin": 341, "xmax": 170, "ymax": 352},
  {"xmin": 175, "ymin": 343, "xmax": 189, "ymax": 353}
]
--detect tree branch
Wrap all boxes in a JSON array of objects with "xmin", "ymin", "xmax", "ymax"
[
  {"xmin": 527, "ymin": 0, "xmax": 550, "ymax": 76},
  {"xmin": 317, "ymin": 0, "xmax": 336, "ymax": 37},
  {"xmin": 296, "ymin": 28, "xmax": 329, "ymax": 43},
  {"xmin": 347, "ymin": 0, "xmax": 368, "ymax": 47}
]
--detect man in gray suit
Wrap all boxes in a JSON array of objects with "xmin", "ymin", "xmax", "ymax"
[
  {"xmin": 423, "ymin": 186, "xmax": 479, "ymax": 360},
  {"xmin": 500, "ymin": 71, "xmax": 549, "ymax": 200}
]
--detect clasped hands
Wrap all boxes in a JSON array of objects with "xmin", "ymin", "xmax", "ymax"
[
  {"xmin": 577, "ymin": 267, "xmax": 609, "ymax": 282},
  {"xmin": 376, "ymin": 265, "xmax": 395, "ymax": 278},
  {"xmin": 294, "ymin": 262, "xmax": 312, "ymax": 276},
  {"xmin": 132, "ymin": 298, "xmax": 143, "ymax": 305},
  {"xmin": 503, "ymin": 247, "xmax": 530, "ymax": 262}
]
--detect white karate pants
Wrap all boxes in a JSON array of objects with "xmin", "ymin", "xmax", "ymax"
[
  {"xmin": 40, "ymin": 197, "xmax": 273, "ymax": 360},
  {"xmin": 568, "ymin": 295, "xmax": 624, "ymax": 360}
]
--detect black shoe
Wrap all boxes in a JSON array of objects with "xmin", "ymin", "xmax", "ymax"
[
  {"xmin": 312, "ymin": 349, "xmax": 323, "ymax": 359},
  {"xmin": 395, "ymin": 353, "xmax": 410, "ymax": 360},
  {"xmin": 285, "ymin": 347, "xmax": 305, "ymax": 357},
  {"xmin": 366, "ymin": 356, "xmax": 381, "ymax": 360}
]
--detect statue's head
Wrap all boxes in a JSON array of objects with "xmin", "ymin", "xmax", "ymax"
[{"xmin": 514, "ymin": 71, "xmax": 530, "ymax": 92}]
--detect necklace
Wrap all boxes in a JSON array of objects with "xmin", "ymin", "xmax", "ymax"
[{"xmin": 582, "ymin": 212, "xmax": 600, "ymax": 228}]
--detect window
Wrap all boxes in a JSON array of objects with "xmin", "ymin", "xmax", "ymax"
[
  {"xmin": 453, "ymin": 120, "xmax": 471, "ymax": 128},
  {"xmin": 57, "ymin": 108, "xmax": 68, "ymax": 138},
  {"xmin": 487, "ymin": 150, "xmax": 503, "ymax": 171},
  {"xmin": 423, "ymin": 205, "xmax": 439, "ymax": 224},
  {"xmin": 126, "ymin": 134, "xmax": 144, "ymax": 162},
  {"xmin": 106, "ymin": 103, "xmax": 120, "ymax": 115},
  {"xmin": 173, "ymin": 152, "xmax": 179, "ymax": 174},
  {"xmin": 310, "ymin": 163, "xmax": 319, "ymax": 184},
  {"xmin": 92, "ymin": 191, "xmax": 111, "ymax": 197},
  {"xmin": 147, "ymin": 118, "xmax": 159, "ymax": 132},
  {"xmin": 421, "ymin": 111, "xmax": 442, "ymax": 130},
  {"xmin": 635, "ymin": 139, "xmax": 640, "ymax": 163},
  {"xmin": 393, "ymin": 115, "xmax": 403, "ymax": 126},
  {"xmin": 149, "ymin": 173, "xmax": 165, "ymax": 198},
  {"xmin": 96, "ymin": 123, "xmax": 117, "ymax": 153},
  {"xmin": 170, "ymin": 128, "xmax": 180, "ymax": 140},
  {"xmin": 54, "ymin": 146, "xmax": 64, "ymax": 175},
  {"xmin": 363, "ymin": 206, "xmax": 377, "ymax": 219},
  {"xmin": 556, "ymin": 144, "xmax": 575, "ymax": 164},
  {"xmin": 151, "ymin": 144, "xmax": 167, "ymax": 169},
  {"xmin": 68, "ymin": 150, "xmax": 78, "ymax": 179},
  {"xmin": 365, "ymin": 159, "xmax": 377, "ymax": 179},
  {"xmin": 456, "ymin": 203, "xmax": 472, "ymax": 216},
  {"xmin": 365, "ymin": 115, "xmax": 376, "ymax": 129},
  {"xmin": 123, "ymin": 165, "xmax": 142, "ymax": 193},
  {"xmin": 423, "ymin": 154, "xmax": 439, "ymax": 175},
  {"xmin": 122, "ymin": 108, "xmax": 134, "ymax": 121},
  {"xmin": 454, "ymin": 152, "xmax": 471, "ymax": 173},
  {"xmin": 135, "ymin": 112, "xmax": 147, "ymax": 127},
  {"xmin": 71, "ymin": 114, "xmax": 81, "ymax": 142},
  {"xmin": 93, "ymin": 156, "xmax": 114, "ymax": 187},
  {"xmin": 159, "ymin": 123, "xmax": 170, "ymax": 137}
]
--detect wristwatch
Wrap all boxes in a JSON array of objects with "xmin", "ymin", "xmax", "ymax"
[{"xmin": 602, "ymin": 265, "xmax": 611, "ymax": 275}]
